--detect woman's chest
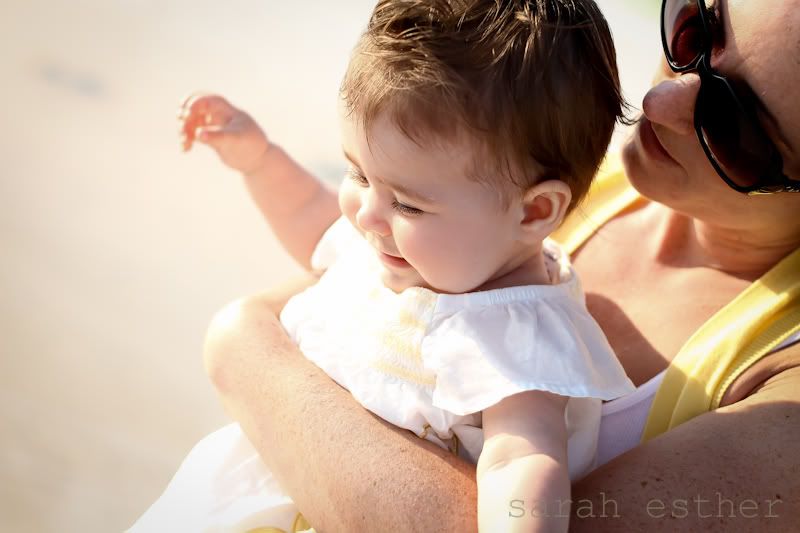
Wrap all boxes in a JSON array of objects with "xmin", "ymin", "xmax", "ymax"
[{"xmin": 571, "ymin": 225, "xmax": 750, "ymax": 386}]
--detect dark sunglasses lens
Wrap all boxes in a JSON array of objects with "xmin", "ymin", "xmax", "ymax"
[
  {"xmin": 697, "ymin": 77, "xmax": 775, "ymax": 189},
  {"xmin": 663, "ymin": 0, "xmax": 705, "ymax": 67}
]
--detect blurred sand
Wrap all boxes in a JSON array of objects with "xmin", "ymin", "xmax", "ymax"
[{"xmin": 0, "ymin": 1, "xmax": 658, "ymax": 531}]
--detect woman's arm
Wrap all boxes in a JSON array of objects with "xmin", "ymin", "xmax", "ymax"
[
  {"xmin": 569, "ymin": 361, "xmax": 800, "ymax": 531},
  {"xmin": 478, "ymin": 391, "xmax": 570, "ymax": 533},
  {"xmin": 204, "ymin": 288, "xmax": 479, "ymax": 532},
  {"xmin": 207, "ymin": 293, "xmax": 800, "ymax": 531}
]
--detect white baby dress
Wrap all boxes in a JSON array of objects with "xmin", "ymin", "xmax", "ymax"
[{"xmin": 130, "ymin": 217, "xmax": 635, "ymax": 532}]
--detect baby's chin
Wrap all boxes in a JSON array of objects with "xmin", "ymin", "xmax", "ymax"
[
  {"xmin": 378, "ymin": 267, "xmax": 439, "ymax": 294},
  {"xmin": 380, "ymin": 271, "xmax": 427, "ymax": 294},
  {"xmin": 380, "ymin": 269, "xmax": 475, "ymax": 295}
]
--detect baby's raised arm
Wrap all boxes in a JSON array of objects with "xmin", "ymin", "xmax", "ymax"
[
  {"xmin": 477, "ymin": 390, "xmax": 570, "ymax": 533},
  {"xmin": 179, "ymin": 93, "xmax": 340, "ymax": 270}
]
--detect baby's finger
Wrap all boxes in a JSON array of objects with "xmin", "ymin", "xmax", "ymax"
[
  {"xmin": 180, "ymin": 112, "xmax": 204, "ymax": 143},
  {"xmin": 179, "ymin": 113, "xmax": 204, "ymax": 150},
  {"xmin": 194, "ymin": 125, "xmax": 227, "ymax": 146},
  {"xmin": 180, "ymin": 131, "xmax": 193, "ymax": 152},
  {"xmin": 178, "ymin": 91, "xmax": 216, "ymax": 115},
  {"xmin": 180, "ymin": 96, "xmax": 238, "ymax": 144},
  {"xmin": 179, "ymin": 90, "xmax": 206, "ymax": 110},
  {"xmin": 181, "ymin": 94, "xmax": 236, "ymax": 122}
]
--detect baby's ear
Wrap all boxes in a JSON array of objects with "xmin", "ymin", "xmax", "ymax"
[{"xmin": 517, "ymin": 180, "xmax": 571, "ymax": 243}]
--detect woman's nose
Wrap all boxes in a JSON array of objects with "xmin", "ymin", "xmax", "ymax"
[
  {"xmin": 355, "ymin": 189, "xmax": 391, "ymax": 237},
  {"xmin": 642, "ymin": 72, "xmax": 702, "ymax": 136}
]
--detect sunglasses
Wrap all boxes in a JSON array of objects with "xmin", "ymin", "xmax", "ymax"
[{"xmin": 660, "ymin": 0, "xmax": 799, "ymax": 194}]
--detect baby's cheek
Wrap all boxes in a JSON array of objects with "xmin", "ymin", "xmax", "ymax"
[
  {"xmin": 408, "ymin": 241, "xmax": 468, "ymax": 292},
  {"xmin": 338, "ymin": 183, "xmax": 358, "ymax": 223}
]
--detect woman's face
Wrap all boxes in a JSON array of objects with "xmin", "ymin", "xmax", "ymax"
[{"xmin": 622, "ymin": 0, "xmax": 800, "ymax": 221}]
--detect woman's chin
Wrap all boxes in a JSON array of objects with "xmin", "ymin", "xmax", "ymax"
[
  {"xmin": 620, "ymin": 128, "xmax": 678, "ymax": 203},
  {"xmin": 620, "ymin": 134, "xmax": 654, "ymax": 197}
]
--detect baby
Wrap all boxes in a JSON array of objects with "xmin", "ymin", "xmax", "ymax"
[{"xmin": 134, "ymin": 0, "xmax": 634, "ymax": 531}]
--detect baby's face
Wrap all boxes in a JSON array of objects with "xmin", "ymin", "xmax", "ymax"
[{"xmin": 338, "ymin": 110, "xmax": 528, "ymax": 294}]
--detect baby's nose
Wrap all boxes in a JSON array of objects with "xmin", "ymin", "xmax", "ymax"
[
  {"xmin": 356, "ymin": 192, "xmax": 390, "ymax": 237},
  {"xmin": 642, "ymin": 73, "xmax": 702, "ymax": 136}
]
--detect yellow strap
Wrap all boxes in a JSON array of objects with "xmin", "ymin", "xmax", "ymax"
[
  {"xmin": 641, "ymin": 249, "xmax": 800, "ymax": 440},
  {"xmin": 553, "ymin": 155, "xmax": 800, "ymax": 442}
]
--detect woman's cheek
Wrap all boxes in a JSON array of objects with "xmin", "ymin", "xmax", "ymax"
[{"xmin": 652, "ymin": 56, "xmax": 675, "ymax": 86}]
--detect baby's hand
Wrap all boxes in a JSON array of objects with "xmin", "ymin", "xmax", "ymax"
[{"xmin": 178, "ymin": 93, "xmax": 270, "ymax": 176}]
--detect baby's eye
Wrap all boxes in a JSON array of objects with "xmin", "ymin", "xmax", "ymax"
[
  {"xmin": 391, "ymin": 200, "xmax": 423, "ymax": 216},
  {"xmin": 346, "ymin": 167, "xmax": 368, "ymax": 186}
]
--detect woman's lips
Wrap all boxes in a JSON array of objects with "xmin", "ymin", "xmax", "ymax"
[
  {"xmin": 638, "ymin": 116, "xmax": 677, "ymax": 166},
  {"xmin": 379, "ymin": 251, "xmax": 411, "ymax": 268}
]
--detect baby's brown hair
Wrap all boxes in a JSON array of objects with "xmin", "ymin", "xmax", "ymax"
[{"xmin": 341, "ymin": 0, "xmax": 627, "ymax": 211}]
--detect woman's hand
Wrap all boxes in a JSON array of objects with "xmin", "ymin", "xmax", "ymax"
[{"xmin": 178, "ymin": 92, "xmax": 270, "ymax": 176}]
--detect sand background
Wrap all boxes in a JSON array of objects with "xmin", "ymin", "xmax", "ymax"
[{"xmin": 0, "ymin": 1, "xmax": 658, "ymax": 531}]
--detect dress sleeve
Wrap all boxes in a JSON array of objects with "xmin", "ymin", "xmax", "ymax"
[
  {"xmin": 309, "ymin": 216, "xmax": 362, "ymax": 272},
  {"xmin": 421, "ymin": 298, "xmax": 636, "ymax": 416}
]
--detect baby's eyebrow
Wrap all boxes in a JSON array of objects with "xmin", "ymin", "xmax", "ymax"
[{"xmin": 342, "ymin": 149, "xmax": 437, "ymax": 204}]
